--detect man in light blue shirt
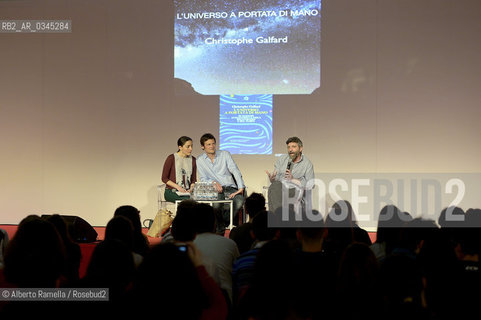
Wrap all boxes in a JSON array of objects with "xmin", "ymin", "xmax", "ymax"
[{"xmin": 197, "ymin": 133, "xmax": 245, "ymax": 233}]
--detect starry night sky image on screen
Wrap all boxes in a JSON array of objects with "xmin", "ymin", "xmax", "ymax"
[{"xmin": 174, "ymin": 0, "xmax": 321, "ymax": 95}]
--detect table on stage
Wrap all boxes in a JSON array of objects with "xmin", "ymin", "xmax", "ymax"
[{"xmin": 175, "ymin": 199, "xmax": 234, "ymax": 230}]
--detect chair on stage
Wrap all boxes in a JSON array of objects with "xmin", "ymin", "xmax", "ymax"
[{"xmin": 157, "ymin": 183, "xmax": 177, "ymax": 214}]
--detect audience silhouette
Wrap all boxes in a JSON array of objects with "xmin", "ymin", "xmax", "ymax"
[
  {"xmin": 370, "ymin": 205, "xmax": 412, "ymax": 262},
  {"xmin": 74, "ymin": 238, "xmax": 136, "ymax": 317},
  {"xmin": 0, "ymin": 215, "xmax": 67, "ymax": 317},
  {"xmin": 3, "ymin": 215, "xmax": 65, "ymax": 288},
  {"xmin": 44, "ymin": 214, "xmax": 82, "ymax": 286},
  {"xmin": 192, "ymin": 203, "xmax": 240, "ymax": 306},
  {"xmin": 229, "ymin": 192, "xmax": 266, "ymax": 255},
  {"xmin": 113, "ymin": 205, "xmax": 150, "ymax": 257},
  {"xmin": 123, "ymin": 242, "xmax": 228, "ymax": 320},
  {"xmin": 0, "ymin": 228, "xmax": 9, "ymax": 270},
  {"xmin": 324, "ymin": 200, "xmax": 372, "ymax": 264},
  {"xmin": 1, "ymin": 200, "xmax": 481, "ymax": 319},
  {"xmin": 104, "ymin": 215, "xmax": 143, "ymax": 267}
]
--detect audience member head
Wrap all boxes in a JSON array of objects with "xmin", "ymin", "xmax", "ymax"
[
  {"xmin": 297, "ymin": 217, "xmax": 326, "ymax": 252},
  {"xmin": 336, "ymin": 242, "xmax": 381, "ymax": 320},
  {"xmin": 244, "ymin": 192, "xmax": 266, "ymax": 219},
  {"xmin": 105, "ymin": 215, "xmax": 135, "ymax": 251},
  {"xmin": 269, "ymin": 204, "xmax": 302, "ymax": 248},
  {"xmin": 83, "ymin": 239, "xmax": 136, "ymax": 301},
  {"xmin": 193, "ymin": 202, "xmax": 216, "ymax": 234},
  {"xmin": 438, "ymin": 206, "xmax": 466, "ymax": 250},
  {"xmin": 377, "ymin": 205, "xmax": 412, "ymax": 230},
  {"xmin": 465, "ymin": 208, "xmax": 481, "ymax": 227},
  {"xmin": 297, "ymin": 226, "xmax": 325, "ymax": 241},
  {"xmin": 114, "ymin": 205, "xmax": 141, "ymax": 233},
  {"xmin": 171, "ymin": 199, "xmax": 198, "ymax": 241},
  {"xmin": 229, "ymin": 223, "xmax": 255, "ymax": 254},
  {"xmin": 376, "ymin": 205, "xmax": 412, "ymax": 255},
  {"xmin": 459, "ymin": 208, "xmax": 481, "ymax": 257},
  {"xmin": 4, "ymin": 215, "xmax": 66, "ymax": 287},
  {"xmin": 0, "ymin": 228, "xmax": 7, "ymax": 269},
  {"xmin": 44, "ymin": 214, "xmax": 74, "ymax": 244},
  {"xmin": 438, "ymin": 206, "xmax": 465, "ymax": 229},
  {"xmin": 251, "ymin": 210, "xmax": 278, "ymax": 242},
  {"xmin": 323, "ymin": 201, "xmax": 357, "ymax": 258},
  {"xmin": 130, "ymin": 243, "xmax": 208, "ymax": 319},
  {"xmin": 44, "ymin": 214, "xmax": 81, "ymax": 284},
  {"xmin": 114, "ymin": 205, "xmax": 149, "ymax": 256},
  {"xmin": 417, "ymin": 223, "xmax": 460, "ymax": 318},
  {"xmin": 337, "ymin": 242, "xmax": 379, "ymax": 293},
  {"xmin": 253, "ymin": 239, "xmax": 296, "ymax": 286},
  {"xmin": 326, "ymin": 200, "xmax": 355, "ymax": 228},
  {"xmin": 398, "ymin": 218, "xmax": 438, "ymax": 254},
  {"xmin": 242, "ymin": 240, "xmax": 298, "ymax": 319}
]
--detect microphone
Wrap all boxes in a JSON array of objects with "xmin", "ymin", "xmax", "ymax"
[
  {"xmin": 286, "ymin": 161, "xmax": 292, "ymax": 171},
  {"xmin": 181, "ymin": 168, "xmax": 187, "ymax": 189},
  {"xmin": 285, "ymin": 161, "xmax": 293, "ymax": 180}
]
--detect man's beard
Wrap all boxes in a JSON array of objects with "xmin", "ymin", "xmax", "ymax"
[{"xmin": 289, "ymin": 152, "xmax": 299, "ymax": 160}]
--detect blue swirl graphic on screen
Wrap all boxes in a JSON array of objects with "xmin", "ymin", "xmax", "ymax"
[{"xmin": 220, "ymin": 94, "xmax": 273, "ymax": 154}]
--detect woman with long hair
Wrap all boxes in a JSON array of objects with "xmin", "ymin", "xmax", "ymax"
[{"xmin": 161, "ymin": 136, "xmax": 197, "ymax": 202}]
